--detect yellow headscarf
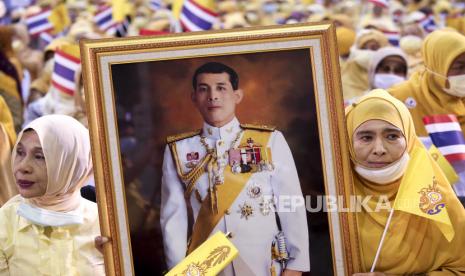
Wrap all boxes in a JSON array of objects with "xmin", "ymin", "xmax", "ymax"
[
  {"xmin": 389, "ymin": 30, "xmax": 465, "ymax": 136},
  {"xmin": 346, "ymin": 89, "xmax": 465, "ymax": 274}
]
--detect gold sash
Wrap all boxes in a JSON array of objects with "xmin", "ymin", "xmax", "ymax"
[{"xmin": 187, "ymin": 129, "xmax": 272, "ymax": 254}]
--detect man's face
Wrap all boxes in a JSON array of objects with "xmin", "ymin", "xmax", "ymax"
[{"xmin": 192, "ymin": 72, "xmax": 243, "ymax": 127}]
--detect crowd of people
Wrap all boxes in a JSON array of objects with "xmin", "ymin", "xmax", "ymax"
[{"xmin": 0, "ymin": 0, "xmax": 465, "ymax": 275}]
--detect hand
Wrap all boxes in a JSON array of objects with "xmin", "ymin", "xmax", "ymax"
[
  {"xmin": 282, "ymin": 269, "xmax": 302, "ymax": 276},
  {"xmin": 94, "ymin": 236, "xmax": 110, "ymax": 254},
  {"xmin": 353, "ymin": 273, "xmax": 387, "ymax": 276}
]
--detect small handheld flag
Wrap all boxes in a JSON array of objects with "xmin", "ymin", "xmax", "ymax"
[{"xmin": 51, "ymin": 45, "xmax": 81, "ymax": 96}]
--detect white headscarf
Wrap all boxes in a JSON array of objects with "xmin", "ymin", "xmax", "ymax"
[
  {"xmin": 368, "ymin": 46, "xmax": 408, "ymax": 88},
  {"xmin": 12, "ymin": 114, "xmax": 92, "ymax": 212}
]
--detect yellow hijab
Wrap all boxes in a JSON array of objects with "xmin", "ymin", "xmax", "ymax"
[
  {"xmin": 389, "ymin": 30, "xmax": 465, "ymax": 136},
  {"xmin": 346, "ymin": 89, "xmax": 465, "ymax": 274}
]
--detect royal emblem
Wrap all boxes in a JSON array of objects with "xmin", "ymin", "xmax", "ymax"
[
  {"xmin": 238, "ymin": 202, "xmax": 254, "ymax": 220},
  {"xmin": 177, "ymin": 246, "xmax": 232, "ymax": 276},
  {"xmin": 419, "ymin": 177, "xmax": 445, "ymax": 215}
]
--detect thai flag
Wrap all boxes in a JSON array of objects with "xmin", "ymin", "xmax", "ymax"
[
  {"xmin": 94, "ymin": 5, "xmax": 117, "ymax": 35},
  {"xmin": 149, "ymin": 0, "xmax": 163, "ymax": 11},
  {"xmin": 382, "ymin": 30, "xmax": 400, "ymax": 46},
  {"xmin": 51, "ymin": 50, "xmax": 81, "ymax": 96},
  {"xmin": 417, "ymin": 14, "xmax": 437, "ymax": 33},
  {"xmin": 25, "ymin": 9, "xmax": 54, "ymax": 36},
  {"xmin": 115, "ymin": 16, "xmax": 130, "ymax": 37},
  {"xmin": 39, "ymin": 32, "xmax": 55, "ymax": 47},
  {"xmin": 180, "ymin": 0, "xmax": 218, "ymax": 32},
  {"xmin": 423, "ymin": 115, "xmax": 465, "ymax": 164}
]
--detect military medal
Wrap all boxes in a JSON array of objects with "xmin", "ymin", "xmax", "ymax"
[
  {"xmin": 185, "ymin": 152, "xmax": 200, "ymax": 168},
  {"xmin": 247, "ymin": 182, "xmax": 262, "ymax": 198},
  {"xmin": 259, "ymin": 197, "xmax": 273, "ymax": 216},
  {"xmin": 238, "ymin": 202, "xmax": 254, "ymax": 220}
]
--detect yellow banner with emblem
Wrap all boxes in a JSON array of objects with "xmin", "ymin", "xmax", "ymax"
[{"xmin": 166, "ymin": 231, "xmax": 238, "ymax": 276}]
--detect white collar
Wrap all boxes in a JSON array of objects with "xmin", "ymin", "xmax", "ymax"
[{"xmin": 202, "ymin": 117, "xmax": 241, "ymax": 142}]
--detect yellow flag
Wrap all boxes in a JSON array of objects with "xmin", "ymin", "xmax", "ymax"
[
  {"xmin": 48, "ymin": 4, "xmax": 71, "ymax": 34},
  {"xmin": 393, "ymin": 145, "xmax": 454, "ymax": 241},
  {"xmin": 166, "ymin": 231, "xmax": 238, "ymax": 276},
  {"xmin": 60, "ymin": 44, "xmax": 81, "ymax": 59},
  {"xmin": 172, "ymin": 0, "xmax": 185, "ymax": 19},
  {"xmin": 112, "ymin": 0, "xmax": 127, "ymax": 22},
  {"xmin": 428, "ymin": 145, "xmax": 459, "ymax": 185}
]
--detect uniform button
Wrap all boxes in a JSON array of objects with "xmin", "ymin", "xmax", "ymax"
[{"xmin": 225, "ymin": 209, "xmax": 230, "ymax": 215}]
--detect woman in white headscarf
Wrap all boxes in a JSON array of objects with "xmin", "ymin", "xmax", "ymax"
[
  {"xmin": 367, "ymin": 47, "xmax": 408, "ymax": 91},
  {"xmin": 0, "ymin": 114, "xmax": 104, "ymax": 275}
]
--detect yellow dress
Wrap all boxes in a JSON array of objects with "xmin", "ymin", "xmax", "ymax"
[
  {"xmin": 389, "ymin": 30, "xmax": 465, "ymax": 137},
  {"xmin": 0, "ymin": 196, "xmax": 105, "ymax": 275},
  {"xmin": 346, "ymin": 89, "xmax": 465, "ymax": 274}
]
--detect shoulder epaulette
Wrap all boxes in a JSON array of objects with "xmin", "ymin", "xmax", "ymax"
[
  {"xmin": 240, "ymin": 123, "xmax": 276, "ymax": 132},
  {"xmin": 166, "ymin": 129, "xmax": 201, "ymax": 144}
]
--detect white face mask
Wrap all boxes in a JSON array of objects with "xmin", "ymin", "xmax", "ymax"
[
  {"xmin": 354, "ymin": 152, "xmax": 410, "ymax": 184},
  {"xmin": 444, "ymin": 74, "xmax": 465, "ymax": 97},
  {"xmin": 374, "ymin": 73, "xmax": 405, "ymax": 89},
  {"xmin": 427, "ymin": 68, "xmax": 465, "ymax": 97},
  {"xmin": 17, "ymin": 202, "xmax": 84, "ymax": 227}
]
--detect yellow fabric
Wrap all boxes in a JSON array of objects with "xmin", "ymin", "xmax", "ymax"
[
  {"xmin": 0, "ymin": 72, "xmax": 19, "ymax": 100},
  {"xmin": 336, "ymin": 27, "xmax": 356, "ymax": 56},
  {"xmin": 187, "ymin": 129, "xmax": 272, "ymax": 254},
  {"xmin": 112, "ymin": 0, "xmax": 127, "ymax": 22},
  {"xmin": 0, "ymin": 124, "xmax": 17, "ymax": 206},
  {"xmin": 48, "ymin": 4, "xmax": 71, "ymax": 34},
  {"xmin": 167, "ymin": 231, "xmax": 238, "ymax": 276},
  {"xmin": 389, "ymin": 30, "xmax": 465, "ymax": 136},
  {"xmin": 393, "ymin": 144, "xmax": 454, "ymax": 241},
  {"xmin": 355, "ymin": 29, "xmax": 389, "ymax": 49},
  {"xmin": 12, "ymin": 115, "xmax": 92, "ymax": 212},
  {"xmin": 341, "ymin": 60, "xmax": 370, "ymax": 102},
  {"xmin": 346, "ymin": 89, "xmax": 465, "ymax": 274},
  {"xmin": 0, "ymin": 95, "xmax": 16, "ymax": 145},
  {"xmin": 428, "ymin": 145, "xmax": 459, "ymax": 185},
  {"xmin": 0, "ymin": 195, "xmax": 104, "ymax": 275},
  {"xmin": 447, "ymin": 17, "xmax": 465, "ymax": 35}
]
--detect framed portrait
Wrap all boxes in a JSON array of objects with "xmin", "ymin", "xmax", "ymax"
[{"xmin": 80, "ymin": 22, "xmax": 360, "ymax": 276}]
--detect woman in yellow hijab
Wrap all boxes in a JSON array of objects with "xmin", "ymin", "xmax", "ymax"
[
  {"xmin": 389, "ymin": 30, "xmax": 465, "ymax": 137},
  {"xmin": 346, "ymin": 89, "xmax": 465, "ymax": 275}
]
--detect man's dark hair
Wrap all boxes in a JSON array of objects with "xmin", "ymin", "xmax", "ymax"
[{"xmin": 192, "ymin": 62, "xmax": 239, "ymax": 90}]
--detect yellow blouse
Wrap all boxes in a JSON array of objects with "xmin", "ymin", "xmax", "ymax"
[{"xmin": 0, "ymin": 196, "xmax": 105, "ymax": 276}]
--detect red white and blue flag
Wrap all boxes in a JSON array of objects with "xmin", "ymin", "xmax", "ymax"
[
  {"xmin": 149, "ymin": 0, "xmax": 163, "ymax": 11},
  {"xmin": 423, "ymin": 115, "xmax": 465, "ymax": 164},
  {"xmin": 180, "ymin": 0, "xmax": 218, "ymax": 32},
  {"xmin": 382, "ymin": 30, "xmax": 400, "ymax": 46},
  {"xmin": 25, "ymin": 9, "xmax": 54, "ymax": 36},
  {"xmin": 417, "ymin": 14, "xmax": 437, "ymax": 33},
  {"xmin": 94, "ymin": 5, "xmax": 118, "ymax": 35},
  {"xmin": 51, "ymin": 50, "xmax": 81, "ymax": 96}
]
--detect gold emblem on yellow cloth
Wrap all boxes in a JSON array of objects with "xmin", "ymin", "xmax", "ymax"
[
  {"xmin": 166, "ymin": 232, "xmax": 238, "ymax": 276},
  {"xmin": 419, "ymin": 177, "xmax": 445, "ymax": 215}
]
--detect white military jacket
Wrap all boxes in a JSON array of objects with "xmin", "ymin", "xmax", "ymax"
[{"xmin": 160, "ymin": 118, "xmax": 310, "ymax": 275}]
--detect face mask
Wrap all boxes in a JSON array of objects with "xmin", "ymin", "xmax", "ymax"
[
  {"xmin": 427, "ymin": 68, "xmax": 465, "ymax": 97},
  {"xmin": 353, "ymin": 49, "xmax": 375, "ymax": 69},
  {"xmin": 374, "ymin": 73, "xmax": 406, "ymax": 89},
  {"xmin": 17, "ymin": 202, "xmax": 84, "ymax": 227},
  {"xmin": 354, "ymin": 152, "xmax": 410, "ymax": 184}
]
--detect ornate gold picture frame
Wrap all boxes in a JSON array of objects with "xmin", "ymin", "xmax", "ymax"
[{"xmin": 80, "ymin": 22, "xmax": 360, "ymax": 276}]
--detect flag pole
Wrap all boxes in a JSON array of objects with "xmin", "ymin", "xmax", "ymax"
[{"xmin": 370, "ymin": 207, "xmax": 395, "ymax": 272}]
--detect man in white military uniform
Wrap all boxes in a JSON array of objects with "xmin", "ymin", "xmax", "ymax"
[{"xmin": 160, "ymin": 62, "xmax": 310, "ymax": 275}]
